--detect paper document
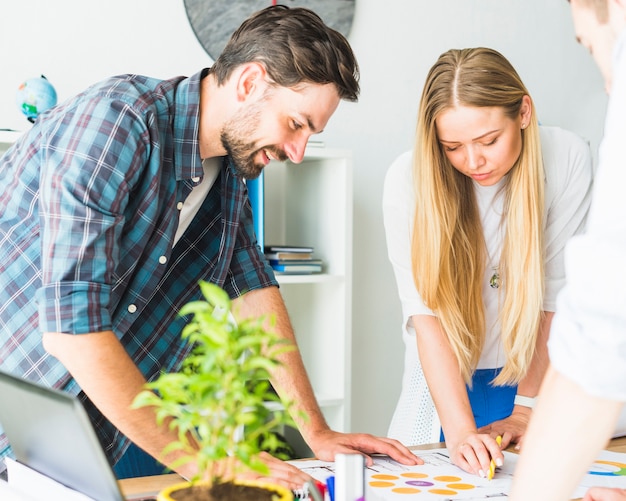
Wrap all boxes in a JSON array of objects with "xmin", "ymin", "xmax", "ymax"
[{"xmin": 290, "ymin": 447, "xmax": 626, "ymax": 500}]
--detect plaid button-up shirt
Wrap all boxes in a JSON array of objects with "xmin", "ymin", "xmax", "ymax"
[{"xmin": 0, "ymin": 69, "xmax": 276, "ymax": 466}]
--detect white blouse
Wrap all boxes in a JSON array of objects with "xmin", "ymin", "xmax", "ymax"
[{"xmin": 384, "ymin": 126, "xmax": 593, "ymax": 445}]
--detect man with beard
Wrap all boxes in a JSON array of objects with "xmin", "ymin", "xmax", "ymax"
[{"xmin": 0, "ymin": 5, "xmax": 419, "ymax": 485}]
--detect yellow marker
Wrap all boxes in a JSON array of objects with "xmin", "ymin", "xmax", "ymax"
[{"xmin": 487, "ymin": 436, "xmax": 502, "ymax": 481}]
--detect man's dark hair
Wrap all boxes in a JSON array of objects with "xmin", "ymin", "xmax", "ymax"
[{"xmin": 211, "ymin": 5, "xmax": 360, "ymax": 102}]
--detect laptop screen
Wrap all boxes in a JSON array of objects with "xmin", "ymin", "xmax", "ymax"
[{"xmin": 0, "ymin": 370, "xmax": 125, "ymax": 501}]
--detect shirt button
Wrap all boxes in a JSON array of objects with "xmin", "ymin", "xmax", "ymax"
[
  {"xmin": 177, "ymin": 201, "xmax": 184, "ymax": 210},
  {"xmin": 191, "ymin": 176, "xmax": 200, "ymax": 183},
  {"xmin": 128, "ymin": 304, "xmax": 137, "ymax": 313},
  {"xmin": 159, "ymin": 256, "xmax": 167, "ymax": 264}
]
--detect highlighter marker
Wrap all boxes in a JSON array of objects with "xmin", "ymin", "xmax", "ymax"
[{"xmin": 487, "ymin": 435, "xmax": 503, "ymax": 481}]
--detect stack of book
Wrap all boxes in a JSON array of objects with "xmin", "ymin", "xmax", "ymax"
[{"xmin": 264, "ymin": 245, "xmax": 323, "ymax": 275}]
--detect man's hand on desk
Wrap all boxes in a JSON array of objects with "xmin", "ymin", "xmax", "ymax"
[
  {"xmin": 237, "ymin": 452, "xmax": 313, "ymax": 491},
  {"xmin": 306, "ymin": 429, "xmax": 423, "ymax": 466}
]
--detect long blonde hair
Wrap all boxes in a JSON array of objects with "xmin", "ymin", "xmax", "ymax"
[{"xmin": 411, "ymin": 47, "xmax": 544, "ymax": 385}]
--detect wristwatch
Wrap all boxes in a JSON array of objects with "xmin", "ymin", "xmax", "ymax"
[{"xmin": 514, "ymin": 394, "xmax": 536, "ymax": 409}]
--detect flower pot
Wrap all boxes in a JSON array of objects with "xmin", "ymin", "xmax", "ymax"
[{"xmin": 157, "ymin": 479, "xmax": 294, "ymax": 501}]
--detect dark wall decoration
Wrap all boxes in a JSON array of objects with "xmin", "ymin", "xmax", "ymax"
[{"xmin": 184, "ymin": 0, "xmax": 356, "ymax": 60}]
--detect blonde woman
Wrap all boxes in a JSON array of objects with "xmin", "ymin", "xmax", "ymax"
[{"xmin": 383, "ymin": 47, "xmax": 593, "ymax": 476}]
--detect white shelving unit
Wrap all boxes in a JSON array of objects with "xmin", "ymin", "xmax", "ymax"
[
  {"xmin": 264, "ymin": 146, "xmax": 353, "ymax": 436},
  {"xmin": 0, "ymin": 130, "xmax": 23, "ymax": 157}
]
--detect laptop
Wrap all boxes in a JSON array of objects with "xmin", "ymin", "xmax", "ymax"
[{"xmin": 0, "ymin": 370, "xmax": 157, "ymax": 501}]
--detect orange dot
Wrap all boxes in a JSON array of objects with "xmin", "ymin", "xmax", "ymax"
[
  {"xmin": 369, "ymin": 481, "xmax": 396, "ymax": 488},
  {"xmin": 433, "ymin": 475, "xmax": 462, "ymax": 482},
  {"xmin": 429, "ymin": 488, "xmax": 458, "ymax": 495},
  {"xmin": 400, "ymin": 472, "xmax": 429, "ymax": 479},
  {"xmin": 392, "ymin": 487, "xmax": 422, "ymax": 494},
  {"xmin": 371, "ymin": 474, "xmax": 399, "ymax": 480},
  {"xmin": 447, "ymin": 483, "xmax": 475, "ymax": 490}
]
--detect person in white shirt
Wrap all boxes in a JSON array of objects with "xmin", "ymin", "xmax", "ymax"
[
  {"xmin": 510, "ymin": 1, "xmax": 626, "ymax": 499},
  {"xmin": 383, "ymin": 47, "xmax": 593, "ymax": 477}
]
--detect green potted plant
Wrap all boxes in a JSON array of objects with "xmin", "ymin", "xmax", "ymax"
[{"xmin": 132, "ymin": 281, "xmax": 300, "ymax": 501}]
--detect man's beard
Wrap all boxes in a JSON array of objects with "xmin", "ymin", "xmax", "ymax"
[{"xmin": 220, "ymin": 99, "xmax": 287, "ymax": 180}]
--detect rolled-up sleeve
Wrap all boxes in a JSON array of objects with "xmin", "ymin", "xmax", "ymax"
[
  {"xmin": 35, "ymin": 96, "xmax": 151, "ymax": 334},
  {"xmin": 225, "ymin": 195, "xmax": 278, "ymax": 298}
]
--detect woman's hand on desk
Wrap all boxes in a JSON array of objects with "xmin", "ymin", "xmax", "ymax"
[
  {"xmin": 584, "ymin": 487, "xmax": 626, "ymax": 501},
  {"xmin": 478, "ymin": 406, "xmax": 532, "ymax": 451},
  {"xmin": 306, "ymin": 429, "xmax": 422, "ymax": 466},
  {"xmin": 448, "ymin": 432, "xmax": 503, "ymax": 477}
]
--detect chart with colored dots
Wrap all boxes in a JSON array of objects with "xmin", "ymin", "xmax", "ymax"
[
  {"xmin": 292, "ymin": 448, "xmax": 514, "ymax": 500},
  {"xmin": 364, "ymin": 449, "xmax": 512, "ymax": 500},
  {"xmin": 290, "ymin": 448, "xmax": 626, "ymax": 500},
  {"xmin": 369, "ymin": 471, "xmax": 492, "ymax": 497}
]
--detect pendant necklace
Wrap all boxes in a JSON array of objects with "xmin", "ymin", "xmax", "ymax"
[
  {"xmin": 487, "ymin": 238, "xmax": 501, "ymax": 289},
  {"xmin": 489, "ymin": 267, "xmax": 500, "ymax": 289},
  {"xmin": 482, "ymin": 183, "xmax": 505, "ymax": 290}
]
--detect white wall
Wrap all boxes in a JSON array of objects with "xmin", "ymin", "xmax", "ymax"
[{"xmin": 1, "ymin": 0, "xmax": 607, "ymax": 437}]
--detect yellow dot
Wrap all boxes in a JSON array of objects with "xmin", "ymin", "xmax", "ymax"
[
  {"xmin": 371, "ymin": 474, "xmax": 399, "ymax": 480},
  {"xmin": 369, "ymin": 481, "xmax": 396, "ymax": 488},
  {"xmin": 433, "ymin": 475, "xmax": 462, "ymax": 482},
  {"xmin": 392, "ymin": 487, "xmax": 421, "ymax": 494},
  {"xmin": 400, "ymin": 472, "xmax": 429, "ymax": 479},
  {"xmin": 429, "ymin": 488, "xmax": 458, "ymax": 495},
  {"xmin": 447, "ymin": 483, "xmax": 475, "ymax": 490}
]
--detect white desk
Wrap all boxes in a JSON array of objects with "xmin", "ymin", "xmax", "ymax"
[{"xmin": 119, "ymin": 437, "xmax": 626, "ymax": 500}]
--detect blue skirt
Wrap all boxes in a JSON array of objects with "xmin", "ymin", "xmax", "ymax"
[{"xmin": 440, "ymin": 367, "xmax": 516, "ymax": 442}]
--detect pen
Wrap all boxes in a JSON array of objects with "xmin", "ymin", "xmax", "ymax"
[
  {"xmin": 314, "ymin": 480, "xmax": 326, "ymax": 499},
  {"xmin": 487, "ymin": 435, "xmax": 502, "ymax": 480},
  {"xmin": 326, "ymin": 475, "xmax": 335, "ymax": 501}
]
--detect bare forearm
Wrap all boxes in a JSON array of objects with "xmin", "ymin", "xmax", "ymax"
[
  {"xmin": 510, "ymin": 366, "xmax": 623, "ymax": 501},
  {"xmin": 506, "ymin": 312, "xmax": 553, "ymax": 430},
  {"xmin": 42, "ymin": 331, "xmax": 196, "ymax": 479},
  {"xmin": 234, "ymin": 287, "xmax": 421, "ymax": 466},
  {"xmin": 232, "ymin": 287, "xmax": 329, "ymax": 442},
  {"xmin": 414, "ymin": 315, "xmax": 507, "ymax": 476},
  {"xmin": 414, "ymin": 315, "xmax": 476, "ymax": 441}
]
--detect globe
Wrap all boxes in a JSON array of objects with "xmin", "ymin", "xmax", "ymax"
[{"xmin": 16, "ymin": 75, "xmax": 58, "ymax": 123}]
